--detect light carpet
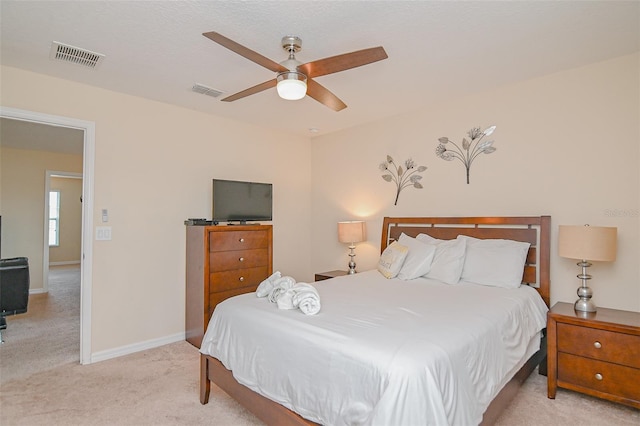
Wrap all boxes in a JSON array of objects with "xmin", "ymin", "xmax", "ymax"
[
  {"xmin": 0, "ymin": 265, "xmax": 80, "ymax": 384},
  {"xmin": 1, "ymin": 267, "xmax": 637, "ymax": 425}
]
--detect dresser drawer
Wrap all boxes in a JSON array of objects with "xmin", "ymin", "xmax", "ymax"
[
  {"xmin": 209, "ymin": 285, "xmax": 258, "ymax": 317},
  {"xmin": 210, "ymin": 266, "xmax": 269, "ymax": 292},
  {"xmin": 209, "ymin": 230, "xmax": 270, "ymax": 252},
  {"xmin": 209, "ymin": 248, "xmax": 269, "ymax": 272},
  {"xmin": 557, "ymin": 323, "xmax": 640, "ymax": 368},
  {"xmin": 558, "ymin": 352, "xmax": 640, "ymax": 403}
]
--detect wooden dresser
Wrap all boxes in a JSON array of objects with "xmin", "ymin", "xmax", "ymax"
[
  {"xmin": 547, "ymin": 302, "xmax": 640, "ymax": 408},
  {"xmin": 185, "ymin": 224, "xmax": 273, "ymax": 348}
]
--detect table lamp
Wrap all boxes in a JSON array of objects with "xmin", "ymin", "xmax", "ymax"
[
  {"xmin": 338, "ymin": 221, "xmax": 366, "ymax": 274},
  {"xmin": 558, "ymin": 224, "xmax": 617, "ymax": 313}
]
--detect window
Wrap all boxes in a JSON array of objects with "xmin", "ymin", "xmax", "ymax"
[{"xmin": 49, "ymin": 191, "xmax": 60, "ymax": 246}]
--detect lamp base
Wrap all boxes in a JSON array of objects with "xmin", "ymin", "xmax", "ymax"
[
  {"xmin": 574, "ymin": 260, "xmax": 596, "ymax": 313},
  {"xmin": 574, "ymin": 297, "xmax": 596, "ymax": 313},
  {"xmin": 347, "ymin": 245, "xmax": 357, "ymax": 274}
]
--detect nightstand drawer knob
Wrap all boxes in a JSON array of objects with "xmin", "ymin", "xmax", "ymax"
[
  {"xmin": 239, "ymin": 276, "xmax": 244, "ymax": 282},
  {"xmin": 595, "ymin": 373, "xmax": 603, "ymax": 381},
  {"xmin": 239, "ymin": 257, "xmax": 244, "ymax": 262},
  {"xmin": 239, "ymin": 238, "xmax": 245, "ymax": 243},
  {"xmin": 593, "ymin": 341, "xmax": 602, "ymax": 349}
]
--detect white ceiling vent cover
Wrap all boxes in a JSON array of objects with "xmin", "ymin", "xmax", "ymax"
[
  {"xmin": 192, "ymin": 83, "xmax": 223, "ymax": 98},
  {"xmin": 50, "ymin": 41, "xmax": 105, "ymax": 69}
]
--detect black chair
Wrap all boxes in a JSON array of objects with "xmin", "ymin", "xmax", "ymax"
[{"xmin": 0, "ymin": 257, "xmax": 30, "ymax": 343}]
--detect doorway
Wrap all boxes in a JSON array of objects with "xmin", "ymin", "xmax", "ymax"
[
  {"xmin": 0, "ymin": 106, "xmax": 95, "ymax": 364},
  {"xmin": 44, "ymin": 171, "xmax": 83, "ymax": 291}
]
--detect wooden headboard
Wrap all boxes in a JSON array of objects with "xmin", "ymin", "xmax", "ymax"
[{"xmin": 380, "ymin": 216, "xmax": 551, "ymax": 307}]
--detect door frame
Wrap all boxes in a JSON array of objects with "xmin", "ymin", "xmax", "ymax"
[{"xmin": 1, "ymin": 106, "xmax": 95, "ymax": 365}]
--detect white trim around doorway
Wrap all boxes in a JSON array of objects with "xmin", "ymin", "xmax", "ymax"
[{"xmin": 1, "ymin": 106, "xmax": 95, "ymax": 365}]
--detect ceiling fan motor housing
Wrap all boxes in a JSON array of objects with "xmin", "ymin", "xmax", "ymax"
[
  {"xmin": 280, "ymin": 36, "xmax": 303, "ymax": 72},
  {"xmin": 281, "ymin": 36, "xmax": 302, "ymax": 53}
]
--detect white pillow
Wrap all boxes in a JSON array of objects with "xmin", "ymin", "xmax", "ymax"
[
  {"xmin": 415, "ymin": 234, "xmax": 466, "ymax": 284},
  {"xmin": 397, "ymin": 233, "xmax": 437, "ymax": 280},
  {"xmin": 377, "ymin": 241, "xmax": 409, "ymax": 279},
  {"xmin": 456, "ymin": 235, "xmax": 531, "ymax": 288}
]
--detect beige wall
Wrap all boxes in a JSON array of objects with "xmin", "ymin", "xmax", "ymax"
[
  {"xmin": 49, "ymin": 176, "xmax": 83, "ymax": 264},
  {"xmin": 1, "ymin": 65, "xmax": 312, "ymax": 353},
  {"xmin": 311, "ymin": 53, "xmax": 640, "ymax": 312},
  {"xmin": 0, "ymin": 147, "xmax": 83, "ymax": 290},
  {"xmin": 1, "ymin": 52, "xmax": 638, "ymax": 358}
]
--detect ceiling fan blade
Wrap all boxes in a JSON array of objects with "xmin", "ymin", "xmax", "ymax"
[
  {"xmin": 306, "ymin": 79, "xmax": 347, "ymax": 111},
  {"xmin": 297, "ymin": 46, "xmax": 388, "ymax": 78},
  {"xmin": 203, "ymin": 32, "xmax": 288, "ymax": 73},
  {"xmin": 222, "ymin": 79, "xmax": 277, "ymax": 102}
]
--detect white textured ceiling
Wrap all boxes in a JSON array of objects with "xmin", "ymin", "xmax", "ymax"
[{"xmin": 1, "ymin": 1, "xmax": 638, "ymax": 139}]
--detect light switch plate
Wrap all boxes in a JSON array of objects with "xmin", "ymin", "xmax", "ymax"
[{"xmin": 96, "ymin": 226, "xmax": 112, "ymax": 241}]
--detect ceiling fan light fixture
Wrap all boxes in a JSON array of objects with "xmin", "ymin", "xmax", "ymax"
[{"xmin": 276, "ymin": 71, "xmax": 307, "ymax": 100}]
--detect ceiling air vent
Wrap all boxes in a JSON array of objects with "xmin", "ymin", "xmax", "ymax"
[
  {"xmin": 192, "ymin": 83, "xmax": 223, "ymax": 98},
  {"xmin": 50, "ymin": 41, "xmax": 105, "ymax": 69}
]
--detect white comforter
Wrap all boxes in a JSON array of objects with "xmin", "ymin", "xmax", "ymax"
[{"xmin": 200, "ymin": 270, "xmax": 548, "ymax": 426}]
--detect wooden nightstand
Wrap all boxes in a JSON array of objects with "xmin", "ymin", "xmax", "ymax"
[
  {"xmin": 547, "ymin": 302, "xmax": 640, "ymax": 409},
  {"xmin": 314, "ymin": 270, "xmax": 349, "ymax": 281}
]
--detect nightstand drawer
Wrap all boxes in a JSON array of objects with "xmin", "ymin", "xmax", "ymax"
[
  {"xmin": 557, "ymin": 323, "xmax": 640, "ymax": 368},
  {"xmin": 558, "ymin": 352, "xmax": 640, "ymax": 403}
]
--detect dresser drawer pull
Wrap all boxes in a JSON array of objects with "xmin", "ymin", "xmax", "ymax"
[
  {"xmin": 239, "ymin": 276, "xmax": 245, "ymax": 282},
  {"xmin": 239, "ymin": 238, "xmax": 245, "ymax": 243},
  {"xmin": 239, "ymin": 257, "xmax": 244, "ymax": 262},
  {"xmin": 595, "ymin": 373, "xmax": 603, "ymax": 381},
  {"xmin": 593, "ymin": 341, "xmax": 602, "ymax": 349}
]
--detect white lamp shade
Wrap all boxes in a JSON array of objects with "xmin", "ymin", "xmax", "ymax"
[
  {"xmin": 558, "ymin": 225, "xmax": 617, "ymax": 262},
  {"xmin": 276, "ymin": 72, "xmax": 307, "ymax": 100},
  {"xmin": 338, "ymin": 221, "xmax": 366, "ymax": 244}
]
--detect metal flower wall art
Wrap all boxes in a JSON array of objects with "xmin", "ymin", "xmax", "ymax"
[
  {"xmin": 379, "ymin": 156, "xmax": 427, "ymax": 205},
  {"xmin": 435, "ymin": 125, "xmax": 497, "ymax": 184}
]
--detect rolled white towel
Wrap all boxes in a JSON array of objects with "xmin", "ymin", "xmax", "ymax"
[
  {"xmin": 293, "ymin": 283, "xmax": 321, "ymax": 315},
  {"xmin": 277, "ymin": 283, "xmax": 319, "ymax": 312},
  {"xmin": 256, "ymin": 271, "xmax": 282, "ymax": 298},
  {"xmin": 276, "ymin": 287, "xmax": 297, "ymax": 310},
  {"xmin": 268, "ymin": 276, "xmax": 296, "ymax": 303}
]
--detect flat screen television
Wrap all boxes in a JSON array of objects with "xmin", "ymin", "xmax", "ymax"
[{"xmin": 212, "ymin": 179, "xmax": 273, "ymax": 223}]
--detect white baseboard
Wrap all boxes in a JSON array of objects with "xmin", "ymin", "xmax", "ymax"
[
  {"xmin": 88, "ymin": 332, "xmax": 186, "ymax": 364},
  {"xmin": 29, "ymin": 288, "xmax": 47, "ymax": 294}
]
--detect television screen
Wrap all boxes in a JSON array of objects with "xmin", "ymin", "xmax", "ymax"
[{"xmin": 212, "ymin": 179, "xmax": 273, "ymax": 223}]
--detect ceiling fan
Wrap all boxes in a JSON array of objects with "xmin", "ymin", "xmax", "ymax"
[{"xmin": 203, "ymin": 32, "xmax": 388, "ymax": 111}]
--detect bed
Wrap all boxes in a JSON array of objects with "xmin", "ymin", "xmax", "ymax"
[{"xmin": 199, "ymin": 216, "xmax": 551, "ymax": 425}]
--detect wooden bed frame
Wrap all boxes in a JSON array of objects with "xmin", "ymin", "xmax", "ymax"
[{"xmin": 200, "ymin": 216, "xmax": 551, "ymax": 425}]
